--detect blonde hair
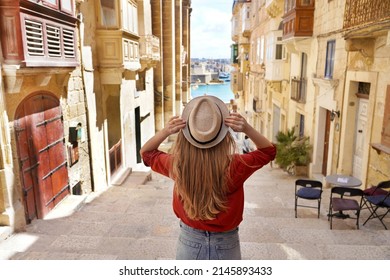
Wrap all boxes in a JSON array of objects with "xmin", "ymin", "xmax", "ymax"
[{"xmin": 170, "ymin": 131, "xmax": 236, "ymax": 220}]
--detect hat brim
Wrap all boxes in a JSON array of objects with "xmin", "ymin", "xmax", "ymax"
[{"xmin": 181, "ymin": 95, "xmax": 229, "ymax": 149}]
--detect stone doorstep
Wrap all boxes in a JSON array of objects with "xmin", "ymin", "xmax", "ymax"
[
  {"xmin": 111, "ymin": 167, "xmax": 132, "ymax": 186},
  {"xmin": 43, "ymin": 194, "xmax": 89, "ymax": 220},
  {"xmin": 122, "ymin": 171, "xmax": 152, "ymax": 187},
  {"xmin": 0, "ymin": 226, "xmax": 12, "ymax": 240}
]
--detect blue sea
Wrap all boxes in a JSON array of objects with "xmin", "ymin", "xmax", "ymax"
[{"xmin": 190, "ymin": 81, "xmax": 234, "ymax": 103}]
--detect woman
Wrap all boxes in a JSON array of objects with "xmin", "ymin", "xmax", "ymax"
[{"xmin": 140, "ymin": 95, "xmax": 276, "ymax": 260}]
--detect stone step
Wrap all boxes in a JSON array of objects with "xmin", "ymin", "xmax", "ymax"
[{"xmin": 121, "ymin": 170, "xmax": 152, "ymax": 187}]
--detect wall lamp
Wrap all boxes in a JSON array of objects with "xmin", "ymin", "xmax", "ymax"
[{"xmin": 330, "ymin": 110, "xmax": 340, "ymax": 121}]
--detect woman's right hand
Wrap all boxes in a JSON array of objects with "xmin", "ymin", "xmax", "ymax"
[
  {"xmin": 140, "ymin": 116, "xmax": 186, "ymax": 156},
  {"xmin": 165, "ymin": 116, "xmax": 186, "ymax": 135}
]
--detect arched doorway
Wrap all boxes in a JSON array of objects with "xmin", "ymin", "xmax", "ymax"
[{"xmin": 14, "ymin": 92, "xmax": 70, "ymax": 223}]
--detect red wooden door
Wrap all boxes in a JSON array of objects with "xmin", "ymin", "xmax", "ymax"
[{"xmin": 15, "ymin": 93, "xmax": 70, "ymax": 222}]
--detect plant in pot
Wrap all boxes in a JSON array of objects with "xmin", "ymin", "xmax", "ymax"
[{"xmin": 275, "ymin": 127, "xmax": 311, "ymax": 176}]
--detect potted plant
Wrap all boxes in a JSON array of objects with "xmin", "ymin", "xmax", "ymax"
[{"xmin": 275, "ymin": 127, "xmax": 311, "ymax": 176}]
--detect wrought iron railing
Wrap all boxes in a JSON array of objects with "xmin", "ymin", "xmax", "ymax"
[
  {"xmin": 291, "ymin": 77, "xmax": 306, "ymax": 103},
  {"xmin": 343, "ymin": 0, "xmax": 390, "ymax": 29}
]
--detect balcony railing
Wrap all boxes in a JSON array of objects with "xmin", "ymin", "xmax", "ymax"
[
  {"xmin": 291, "ymin": 77, "xmax": 306, "ymax": 103},
  {"xmin": 343, "ymin": 0, "xmax": 390, "ymax": 29},
  {"xmin": 139, "ymin": 34, "xmax": 160, "ymax": 62},
  {"xmin": 109, "ymin": 139, "xmax": 122, "ymax": 175}
]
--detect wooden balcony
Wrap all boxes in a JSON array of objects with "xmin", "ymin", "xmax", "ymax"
[
  {"xmin": 96, "ymin": 30, "xmax": 141, "ymax": 71},
  {"xmin": 282, "ymin": 0, "xmax": 314, "ymax": 41},
  {"xmin": 242, "ymin": 17, "xmax": 251, "ymax": 37},
  {"xmin": 0, "ymin": 0, "xmax": 78, "ymax": 67}
]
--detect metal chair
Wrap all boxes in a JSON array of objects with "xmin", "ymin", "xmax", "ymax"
[
  {"xmin": 328, "ymin": 186, "xmax": 364, "ymax": 229},
  {"xmin": 295, "ymin": 179, "xmax": 323, "ymax": 218},
  {"xmin": 363, "ymin": 187, "xmax": 390, "ymax": 230},
  {"xmin": 361, "ymin": 180, "xmax": 390, "ymax": 210}
]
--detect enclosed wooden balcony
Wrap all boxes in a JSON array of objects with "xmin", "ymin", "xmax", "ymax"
[
  {"xmin": 343, "ymin": 0, "xmax": 390, "ymax": 38},
  {"xmin": 241, "ymin": 3, "xmax": 251, "ymax": 37},
  {"xmin": 282, "ymin": 0, "xmax": 314, "ymax": 41},
  {"xmin": 0, "ymin": 0, "xmax": 78, "ymax": 67},
  {"xmin": 96, "ymin": 30, "xmax": 141, "ymax": 71},
  {"xmin": 232, "ymin": 0, "xmax": 251, "ymax": 41}
]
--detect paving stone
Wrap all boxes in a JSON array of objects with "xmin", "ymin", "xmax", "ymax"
[{"xmin": 1, "ymin": 165, "xmax": 389, "ymax": 260}]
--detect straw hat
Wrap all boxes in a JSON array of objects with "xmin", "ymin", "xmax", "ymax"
[{"xmin": 181, "ymin": 95, "xmax": 229, "ymax": 149}]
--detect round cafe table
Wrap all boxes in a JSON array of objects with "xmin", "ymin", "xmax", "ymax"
[
  {"xmin": 325, "ymin": 174, "xmax": 362, "ymax": 188},
  {"xmin": 325, "ymin": 174, "xmax": 362, "ymax": 219}
]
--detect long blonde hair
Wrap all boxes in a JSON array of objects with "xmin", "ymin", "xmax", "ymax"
[{"xmin": 170, "ymin": 131, "xmax": 236, "ymax": 220}]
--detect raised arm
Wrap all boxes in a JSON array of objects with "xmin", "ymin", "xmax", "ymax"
[
  {"xmin": 224, "ymin": 112, "xmax": 273, "ymax": 149},
  {"xmin": 140, "ymin": 116, "xmax": 186, "ymax": 157}
]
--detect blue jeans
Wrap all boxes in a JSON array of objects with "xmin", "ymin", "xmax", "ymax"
[{"xmin": 176, "ymin": 221, "xmax": 241, "ymax": 260}]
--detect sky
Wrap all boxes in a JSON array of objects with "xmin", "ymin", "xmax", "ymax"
[{"xmin": 190, "ymin": 0, "xmax": 233, "ymax": 59}]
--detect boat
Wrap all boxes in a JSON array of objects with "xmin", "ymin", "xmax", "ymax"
[{"xmin": 218, "ymin": 72, "xmax": 229, "ymax": 79}]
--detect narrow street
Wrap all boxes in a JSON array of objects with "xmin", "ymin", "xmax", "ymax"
[{"xmin": 1, "ymin": 164, "xmax": 389, "ymax": 260}]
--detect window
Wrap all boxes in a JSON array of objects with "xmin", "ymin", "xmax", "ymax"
[
  {"xmin": 100, "ymin": 0, "xmax": 118, "ymax": 27},
  {"xmin": 123, "ymin": 39, "xmax": 139, "ymax": 63},
  {"xmin": 257, "ymin": 36, "xmax": 264, "ymax": 64},
  {"xmin": 60, "ymin": 0, "xmax": 73, "ymax": 14},
  {"xmin": 300, "ymin": 0, "xmax": 312, "ymax": 6},
  {"xmin": 275, "ymin": 44, "xmax": 283, "ymax": 60},
  {"xmin": 266, "ymin": 35, "xmax": 285, "ymax": 61},
  {"xmin": 231, "ymin": 44, "xmax": 238, "ymax": 64},
  {"xmin": 43, "ymin": 0, "xmax": 58, "ymax": 7},
  {"xmin": 276, "ymin": 37, "xmax": 285, "ymax": 60},
  {"xmin": 122, "ymin": 0, "xmax": 138, "ymax": 34},
  {"xmin": 325, "ymin": 40, "xmax": 335, "ymax": 79},
  {"xmin": 42, "ymin": 0, "xmax": 74, "ymax": 15},
  {"xmin": 285, "ymin": 0, "xmax": 296, "ymax": 13},
  {"xmin": 298, "ymin": 114, "xmax": 305, "ymax": 138}
]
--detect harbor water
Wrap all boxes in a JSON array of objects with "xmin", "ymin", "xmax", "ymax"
[{"xmin": 190, "ymin": 81, "xmax": 234, "ymax": 103}]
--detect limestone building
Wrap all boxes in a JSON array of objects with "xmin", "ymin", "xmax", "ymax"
[
  {"xmin": 0, "ymin": 0, "xmax": 191, "ymax": 235},
  {"xmin": 0, "ymin": 0, "xmax": 92, "ymax": 232},
  {"xmin": 231, "ymin": 0, "xmax": 390, "ymax": 187}
]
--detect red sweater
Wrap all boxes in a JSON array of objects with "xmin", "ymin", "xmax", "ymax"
[{"xmin": 142, "ymin": 145, "xmax": 276, "ymax": 232}]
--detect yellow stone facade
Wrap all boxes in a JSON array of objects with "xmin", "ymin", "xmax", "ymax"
[
  {"xmin": 0, "ymin": 0, "xmax": 191, "ymax": 233},
  {"xmin": 231, "ymin": 0, "xmax": 390, "ymax": 187}
]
